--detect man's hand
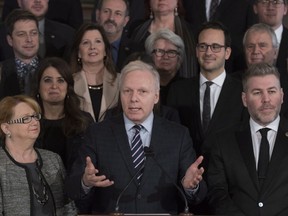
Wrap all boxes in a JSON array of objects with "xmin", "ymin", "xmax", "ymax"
[
  {"xmin": 82, "ymin": 156, "xmax": 114, "ymax": 188},
  {"xmin": 182, "ymin": 156, "xmax": 204, "ymax": 189}
]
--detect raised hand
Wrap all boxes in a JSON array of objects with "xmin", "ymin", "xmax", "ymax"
[
  {"xmin": 182, "ymin": 156, "xmax": 204, "ymax": 189},
  {"xmin": 82, "ymin": 156, "xmax": 114, "ymax": 188}
]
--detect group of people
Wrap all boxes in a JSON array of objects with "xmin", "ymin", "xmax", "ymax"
[{"xmin": 0, "ymin": 0, "xmax": 288, "ymax": 215}]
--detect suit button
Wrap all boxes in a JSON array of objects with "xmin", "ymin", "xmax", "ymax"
[
  {"xmin": 137, "ymin": 194, "xmax": 142, "ymax": 199},
  {"xmin": 258, "ymin": 202, "xmax": 263, "ymax": 207}
]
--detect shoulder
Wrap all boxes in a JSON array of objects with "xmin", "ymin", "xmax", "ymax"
[{"xmin": 45, "ymin": 19, "xmax": 75, "ymax": 34}]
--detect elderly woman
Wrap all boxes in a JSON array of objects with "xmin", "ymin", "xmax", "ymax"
[
  {"xmin": 31, "ymin": 57, "xmax": 93, "ymax": 173},
  {"xmin": 130, "ymin": 0, "xmax": 198, "ymax": 78},
  {"xmin": 70, "ymin": 23, "xmax": 119, "ymax": 122},
  {"xmin": 145, "ymin": 29, "xmax": 185, "ymax": 105},
  {"xmin": 0, "ymin": 95, "xmax": 77, "ymax": 215}
]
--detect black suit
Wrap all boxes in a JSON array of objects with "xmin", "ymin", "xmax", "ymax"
[
  {"xmin": 0, "ymin": 19, "xmax": 74, "ymax": 61},
  {"xmin": 65, "ymin": 114, "xmax": 206, "ymax": 214},
  {"xmin": 276, "ymin": 26, "xmax": 288, "ymax": 72},
  {"xmin": 207, "ymin": 118, "xmax": 288, "ymax": 216},
  {"xmin": 167, "ymin": 74, "xmax": 246, "ymax": 163},
  {"xmin": 183, "ymin": 0, "xmax": 257, "ymax": 72},
  {"xmin": 1, "ymin": 0, "xmax": 83, "ymax": 29}
]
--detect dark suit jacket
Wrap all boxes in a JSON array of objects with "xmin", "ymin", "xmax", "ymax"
[
  {"xmin": 0, "ymin": 58, "xmax": 24, "ymax": 98},
  {"xmin": 183, "ymin": 0, "xmax": 257, "ymax": 72},
  {"xmin": 207, "ymin": 118, "xmax": 288, "ymax": 216},
  {"xmin": 0, "ymin": 19, "xmax": 74, "ymax": 61},
  {"xmin": 276, "ymin": 26, "xmax": 288, "ymax": 72},
  {"xmin": 1, "ymin": 0, "xmax": 83, "ymax": 29},
  {"xmin": 167, "ymin": 74, "xmax": 246, "ymax": 169},
  {"xmin": 65, "ymin": 114, "xmax": 207, "ymax": 214}
]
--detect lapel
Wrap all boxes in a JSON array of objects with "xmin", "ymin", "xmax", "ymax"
[
  {"xmin": 276, "ymin": 27, "xmax": 288, "ymax": 70},
  {"xmin": 214, "ymin": 0, "xmax": 232, "ymax": 19},
  {"xmin": 198, "ymin": 0, "xmax": 208, "ymax": 22},
  {"xmin": 139, "ymin": 116, "xmax": 166, "ymax": 186},
  {"xmin": 260, "ymin": 117, "xmax": 288, "ymax": 194},
  {"xmin": 236, "ymin": 122, "xmax": 260, "ymax": 190},
  {"xmin": 111, "ymin": 115, "xmax": 137, "ymax": 181}
]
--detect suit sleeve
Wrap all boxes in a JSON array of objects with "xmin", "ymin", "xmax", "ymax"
[
  {"xmin": 207, "ymin": 133, "xmax": 245, "ymax": 215},
  {"xmin": 180, "ymin": 127, "xmax": 207, "ymax": 204}
]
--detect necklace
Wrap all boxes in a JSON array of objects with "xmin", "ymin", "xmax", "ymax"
[
  {"xmin": 88, "ymin": 84, "xmax": 103, "ymax": 90},
  {"xmin": 32, "ymin": 162, "xmax": 49, "ymax": 205}
]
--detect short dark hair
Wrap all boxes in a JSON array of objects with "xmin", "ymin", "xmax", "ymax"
[
  {"xmin": 242, "ymin": 63, "xmax": 281, "ymax": 92},
  {"xmin": 97, "ymin": 0, "xmax": 130, "ymax": 16},
  {"xmin": 5, "ymin": 9, "xmax": 38, "ymax": 36},
  {"xmin": 197, "ymin": 21, "xmax": 232, "ymax": 48}
]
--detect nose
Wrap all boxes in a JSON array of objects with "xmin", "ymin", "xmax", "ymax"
[
  {"xmin": 252, "ymin": 45, "xmax": 261, "ymax": 54},
  {"xmin": 130, "ymin": 91, "xmax": 139, "ymax": 102},
  {"xmin": 26, "ymin": 34, "xmax": 32, "ymax": 42},
  {"xmin": 262, "ymin": 92, "xmax": 271, "ymax": 102}
]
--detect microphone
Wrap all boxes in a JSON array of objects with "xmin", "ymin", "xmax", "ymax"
[
  {"xmin": 111, "ymin": 162, "xmax": 145, "ymax": 216},
  {"xmin": 144, "ymin": 147, "xmax": 194, "ymax": 216}
]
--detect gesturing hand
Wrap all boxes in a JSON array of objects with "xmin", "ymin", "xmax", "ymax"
[
  {"xmin": 182, "ymin": 156, "xmax": 204, "ymax": 189},
  {"xmin": 82, "ymin": 156, "xmax": 114, "ymax": 188}
]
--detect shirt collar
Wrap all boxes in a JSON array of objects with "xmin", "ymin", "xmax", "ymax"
[
  {"xmin": 124, "ymin": 112, "xmax": 154, "ymax": 133},
  {"xmin": 199, "ymin": 70, "xmax": 226, "ymax": 87},
  {"xmin": 250, "ymin": 115, "xmax": 280, "ymax": 134},
  {"xmin": 111, "ymin": 38, "xmax": 121, "ymax": 50},
  {"xmin": 274, "ymin": 24, "xmax": 283, "ymax": 45}
]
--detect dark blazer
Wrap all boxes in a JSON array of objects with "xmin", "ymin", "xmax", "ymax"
[
  {"xmin": 167, "ymin": 74, "xmax": 246, "ymax": 168},
  {"xmin": 115, "ymin": 29, "xmax": 133, "ymax": 71},
  {"xmin": 1, "ymin": 0, "xmax": 83, "ymax": 29},
  {"xmin": 207, "ymin": 118, "xmax": 288, "ymax": 216},
  {"xmin": 65, "ymin": 114, "xmax": 207, "ymax": 214},
  {"xmin": 0, "ymin": 58, "xmax": 24, "ymax": 99},
  {"xmin": 276, "ymin": 26, "xmax": 288, "ymax": 72},
  {"xmin": 0, "ymin": 19, "xmax": 74, "ymax": 61},
  {"xmin": 183, "ymin": 0, "xmax": 257, "ymax": 72}
]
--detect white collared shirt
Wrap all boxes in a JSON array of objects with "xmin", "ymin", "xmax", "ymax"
[
  {"xmin": 274, "ymin": 24, "xmax": 283, "ymax": 46},
  {"xmin": 199, "ymin": 71, "xmax": 226, "ymax": 121},
  {"xmin": 206, "ymin": 0, "xmax": 222, "ymax": 20},
  {"xmin": 250, "ymin": 116, "xmax": 280, "ymax": 170}
]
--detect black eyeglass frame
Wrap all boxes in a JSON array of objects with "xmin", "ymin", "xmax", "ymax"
[
  {"xmin": 152, "ymin": 49, "xmax": 180, "ymax": 58},
  {"xmin": 196, "ymin": 43, "xmax": 227, "ymax": 53},
  {"xmin": 7, "ymin": 113, "xmax": 42, "ymax": 124}
]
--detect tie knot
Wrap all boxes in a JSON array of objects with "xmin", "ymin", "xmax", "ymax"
[
  {"xmin": 133, "ymin": 124, "xmax": 142, "ymax": 132},
  {"xmin": 206, "ymin": 81, "xmax": 213, "ymax": 87},
  {"xmin": 259, "ymin": 128, "xmax": 270, "ymax": 137}
]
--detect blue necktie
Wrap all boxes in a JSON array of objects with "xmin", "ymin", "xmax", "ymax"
[{"xmin": 131, "ymin": 125, "xmax": 145, "ymax": 183}]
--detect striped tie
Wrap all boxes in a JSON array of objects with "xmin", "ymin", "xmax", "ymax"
[{"xmin": 131, "ymin": 125, "xmax": 145, "ymax": 183}]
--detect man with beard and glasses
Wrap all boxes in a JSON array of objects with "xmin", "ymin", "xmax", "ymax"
[
  {"xmin": 207, "ymin": 63, "xmax": 288, "ymax": 216},
  {"xmin": 95, "ymin": 0, "xmax": 132, "ymax": 71},
  {"xmin": 167, "ymin": 21, "xmax": 246, "ymax": 215}
]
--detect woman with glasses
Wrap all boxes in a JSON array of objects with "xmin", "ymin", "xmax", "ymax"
[
  {"xmin": 145, "ymin": 29, "xmax": 185, "ymax": 105},
  {"xmin": 0, "ymin": 95, "xmax": 77, "ymax": 215},
  {"xmin": 130, "ymin": 0, "xmax": 198, "ymax": 78},
  {"xmin": 31, "ymin": 57, "xmax": 93, "ymax": 174}
]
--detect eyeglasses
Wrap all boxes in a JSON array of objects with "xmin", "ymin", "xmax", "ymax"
[
  {"xmin": 7, "ymin": 113, "xmax": 41, "ymax": 124},
  {"xmin": 258, "ymin": 0, "xmax": 285, "ymax": 7},
  {"xmin": 197, "ymin": 43, "xmax": 226, "ymax": 53},
  {"xmin": 152, "ymin": 49, "xmax": 179, "ymax": 58}
]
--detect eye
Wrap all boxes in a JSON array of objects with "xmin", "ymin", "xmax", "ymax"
[
  {"xmin": 22, "ymin": 116, "xmax": 31, "ymax": 123},
  {"xmin": 43, "ymin": 77, "xmax": 53, "ymax": 83},
  {"xmin": 30, "ymin": 30, "xmax": 39, "ymax": 36},
  {"xmin": 57, "ymin": 78, "xmax": 66, "ymax": 83}
]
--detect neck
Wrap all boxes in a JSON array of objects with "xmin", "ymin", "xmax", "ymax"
[
  {"xmin": 151, "ymin": 15, "xmax": 175, "ymax": 33},
  {"xmin": 82, "ymin": 65, "xmax": 105, "ymax": 86},
  {"xmin": 5, "ymin": 141, "xmax": 36, "ymax": 163},
  {"xmin": 159, "ymin": 69, "xmax": 177, "ymax": 86},
  {"xmin": 43, "ymin": 102, "xmax": 65, "ymax": 120},
  {"xmin": 201, "ymin": 68, "xmax": 224, "ymax": 81},
  {"xmin": 106, "ymin": 32, "xmax": 122, "ymax": 44}
]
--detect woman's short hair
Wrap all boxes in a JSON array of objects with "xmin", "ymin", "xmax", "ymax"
[{"xmin": 0, "ymin": 95, "xmax": 41, "ymax": 137}]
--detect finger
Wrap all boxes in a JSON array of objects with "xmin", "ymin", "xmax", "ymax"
[
  {"xmin": 193, "ymin": 155, "xmax": 204, "ymax": 167},
  {"xmin": 86, "ymin": 156, "xmax": 95, "ymax": 169}
]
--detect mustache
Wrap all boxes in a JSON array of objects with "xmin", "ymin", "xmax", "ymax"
[
  {"xmin": 259, "ymin": 104, "xmax": 275, "ymax": 110},
  {"xmin": 104, "ymin": 20, "xmax": 117, "ymax": 27}
]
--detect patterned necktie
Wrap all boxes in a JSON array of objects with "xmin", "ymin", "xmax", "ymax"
[
  {"xmin": 258, "ymin": 128, "xmax": 271, "ymax": 187},
  {"xmin": 209, "ymin": 0, "xmax": 219, "ymax": 20},
  {"xmin": 131, "ymin": 125, "xmax": 145, "ymax": 183},
  {"xmin": 202, "ymin": 81, "xmax": 213, "ymax": 132}
]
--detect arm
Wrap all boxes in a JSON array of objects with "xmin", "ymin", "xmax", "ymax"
[{"xmin": 207, "ymin": 137, "xmax": 245, "ymax": 215}]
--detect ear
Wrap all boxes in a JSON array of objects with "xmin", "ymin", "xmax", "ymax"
[
  {"xmin": 225, "ymin": 47, "xmax": 232, "ymax": 60},
  {"xmin": 154, "ymin": 91, "xmax": 160, "ymax": 104},
  {"xmin": 242, "ymin": 92, "xmax": 248, "ymax": 108},
  {"xmin": 7, "ymin": 35, "xmax": 13, "ymax": 47},
  {"xmin": 124, "ymin": 15, "xmax": 130, "ymax": 27},
  {"xmin": 1, "ymin": 123, "xmax": 10, "ymax": 136},
  {"xmin": 253, "ymin": 4, "xmax": 258, "ymax": 14}
]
